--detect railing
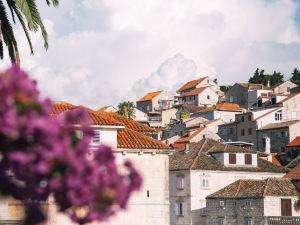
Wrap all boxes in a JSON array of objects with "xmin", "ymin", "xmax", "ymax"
[{"xmin": 266, "ymin": 217, "xmax": 300, "ymax": 225}]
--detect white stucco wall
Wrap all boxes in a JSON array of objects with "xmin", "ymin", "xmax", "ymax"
[{"xmin": 264, "ymin": 196, "xmax": 300, "ymax": 217}]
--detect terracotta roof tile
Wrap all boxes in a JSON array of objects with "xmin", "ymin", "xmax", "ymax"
[
  {"xmin": 95, "ymin": 111, "xmax": 156, "ymax": 133},
  {"xmin": 177, "ymin": 77, "xmax": 207, "ymax": 92},
  {"xmin": 117, "ymin": 128, "xmax": 168, "ymax": 149},
  {"xmin": 50, "ymin": 102, "xmax": 76, "ymax": 115},
  {"xmin": 137, "ymin": 91, "xmax": 162, "ymax": 102},
  {"xmin": 284, "ymin": 163, "xmax": 300, "ymax": 180},
  {"xmin": 287, "ymin": 136, "xmax": 300, "ymax": 147},
  {"xmin": 196, "ymin": 103, "xmax": 241, "ymax": 113},
  {"xmin": 271, "ymin": 154, "xmax": 283, "ymax": 167},
  {"xmin": 207, "ymin": 178, "xmax": 299, "ymax": 199},
  {"xmin": 179, "ymin": 87, "xmax": 208, "ymax": 97},
  {"xmin": 175, "ymin": 127, "xmax": 205, "ymax": 143}
]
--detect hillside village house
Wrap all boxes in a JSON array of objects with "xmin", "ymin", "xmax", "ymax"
[
  {"xmin": 256, "ymin": 120, "xmax": 300, "ymax": 154},
  {"xmin": 136, "ymin": 90, "xmax": 174, "ymax": 114},
  {"xmin": 272, "ymin": 81, "xmax": 297, "ymax": 94},
  {"xmin": 206, "ymin": 178, "xmax": 300, "ymax": 225},
  {"xmin": 191, "ymin": 103, "xmax": 243, "ymax": 124},
  {"xmin": 2, "ymin": 102, "xmax": 172, "ymax": 225},
  {"xmin": 285, "ymin": 136, "xmax": 300, "ymax": 163},
  {"xmin": 175, "ymin": 104, "xmax": 204, "ymax": 119},
  {"xmin": 219, "ymin": 93, "xmax": 300, "ymax": 149},
  {"xmin": 225, "ymin": 83, "xmax": 271, "ymax": 109},
  {"xmin": 169, "ymin": 139, "xmax": 286, "ymax": 225}
]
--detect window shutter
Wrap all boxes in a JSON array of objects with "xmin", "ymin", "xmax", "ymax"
[
  {"xmin": 229, "ymin": 154, "xmax": 236, "ymax": 164},
  {"xmin": 175, "ymin": 203, "xmax": 179, "ymax": 215},
  {"xmin": 245, "ymin": 154, "xmax": 252, "ymax": 165},
  {"xmin": 281, "ymin": 199, "xmax": 292, "ymax": 216}
]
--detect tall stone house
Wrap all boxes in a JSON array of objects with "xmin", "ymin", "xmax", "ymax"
[
  {"xmin": 2, "ymin": 102, "xmax": 172, "ymax": 225},
  {"xmin": 206, "ymin": 178, "xmax": 300, "ymax": 225},
  {"xmin": 219, "ymin": 93, "xmax": 300, "ymax": 149},
  {"xmin": 136, "ymin": 90, "xmax": 174, "ymax": 113},
  {"xmin": 272, "ymin": 80, "xmax": 297, "ymax": 94},
  {"xmin": 225, "ymin": 83, "xmax": 271, "ymax": 109},
  {"xmin": 169, "ymin": 138, "xmax": 286, "ymax": 225},
  {"xmin": 256, "ymin": 120, "xmax": 300, "ymax": 154}
]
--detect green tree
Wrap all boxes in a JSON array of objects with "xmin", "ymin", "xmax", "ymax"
[
  {"xmin": 249, "ymin": 68, "xmax": 265, "ymax": 84},
  {"xmin": 117, "ymin": 101, "xmax": 135, "ymax": 119},
  {"xmin": 0, "ymin": 0, "xmax": 59, "ymax": 64},
  {"xmin": 269, "ymin": 70, "xmax": 284, "ymax": 86},
  {"xmin": 290, "ymin": 68, "xmax": 300, "ymax": 85}
]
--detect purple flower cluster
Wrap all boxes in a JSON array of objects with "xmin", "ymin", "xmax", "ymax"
[{"xmin": 0, "ymin": 66, "xmax": 142, "ymax": 224}]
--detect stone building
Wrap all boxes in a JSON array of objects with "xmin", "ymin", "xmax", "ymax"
[
  {"xmin": 206, "ymin": 178, "xmax": 300, "ymax": 225},
  {"xmin": 136, "ymin": 90, "xmax": 174, "ymax": 114},
  {"xmin": 169, "ymin": 138, "xmax": 286, "ymax": 225},
  {"xmin": 256, "ymin": 120, "xmax": 300, "ymax": 153},
  {"xmin": 219, "ymin": 93, "xmax": 300, "ymax": 149},
  {"xmin": 272, "ymin": 81, "xmax": 297, "ymax": 94},
  {"xmin": 0, "ymin": 102, "xmax": 172, "ymax": 225},
  {"xmin": 225, "ymin": 83, "xmax": 271, "ymax": 109}
]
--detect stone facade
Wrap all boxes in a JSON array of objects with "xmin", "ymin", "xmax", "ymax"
[{"xmin": 272, "ymin": 81, "xmax": 297, "ymax": 94}]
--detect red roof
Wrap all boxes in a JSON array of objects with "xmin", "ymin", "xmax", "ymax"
[
  {"xmin": 179, "ymin": 87, "xmax": 208, "ymax": 97},
  {"xmin": 175, "ymin": 127, "xmax": 205, "ymax": 143},
  {"xmin": 287, "ymin": 136, "xmax": 300, "ymax": 147},
  {"xmin": 50, "ymin": 102, "xmax": 76, "ymax": 115},
  {"xmin": 271, "ymin": 154, "xmax": 282, "ymax": 167},
  {"xmin": 95, "ymin": 111, "xmax": 156, "ymax": 133},
  {"xmin": 137, "ymin": 91, "xmax": 162, "ymax": 102},
  {"xmin": 177, "ymin": 77, "xmax": 207, "ymax": 92},
  {"xmin": 117, "ymin": 128, "xmax": 168, "ymax": 149},
  {"xmin": 196, "ymin": 103, "xmax": 241, "ymax": 113},
  {"xmin": 284, "ymin": 163, "xmax": 300, "ymax": 180}
]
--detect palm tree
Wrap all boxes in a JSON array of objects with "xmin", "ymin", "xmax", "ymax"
[
  {"xmin": 0, "ymin": 0, "xmax": 59, "ymax": 64},
  {"xmin": 117, "ymin": 101, "xmax": 135, "ymax": 119}
]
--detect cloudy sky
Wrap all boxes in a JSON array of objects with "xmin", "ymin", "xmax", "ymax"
[{"xmin": 1, "ymin": 0, "xmax": 300, "ymax": 109}]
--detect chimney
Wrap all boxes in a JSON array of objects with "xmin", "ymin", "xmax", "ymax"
[
  {"xmin": 185, "ymin": 143, "xmax": 190, "ymax": 153},
  {"xmin": 265, "ymin": 137, "xmax": 271, "ymax": 154},
  {"xmin": 267, "ymin": 80, "xmax": 270, "ymax": 88}
]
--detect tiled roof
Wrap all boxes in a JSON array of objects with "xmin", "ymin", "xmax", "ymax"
[
  {"xmin": 258, "ymin": 120, "xmax": 300, "ymax": 130},
  {"xmin": 179, "ymin": 104, "xmax": 205, "ymax": 113},
  {"xmin": 51, "ymin": 102, "xmax": 76, "ymax": 115},
  {"xmin": 170, "ymin": 139, "xmax": 286, "ymax": 173},
  {"xmin": 95, "ymin": 111, "xmax": 156, "ymax": 133},
  {"xmin": 170, "ymin": 143, "xmax": 186, "ymax": 151},
  {"xmin": 278, "ymin": 93, "xmax": 300, "ymax": 104},
  {"xmin": 196, "ymin": 103, "xmax": 241, "ymax": 113},
  {"xmin": 284, "ymin": 163, "xmax": 300, "ymax": 180},
  {"xmin": 137, "ymin": 91, "xmax": 162, "ymax": 102},
  {"xmin": 271, "ymin": 154, "xmax": 283, "ymax": 167},
  {"xmin": 287, "ymin": 136, "xmax": 300, "ymax": 147},
  {"xmin": 179, "ymin": 87, "xmax": 208, "ymax": 97},
  {"xmin": 207, "ymin": 178, "xmax": 299, "ymax": 199},
  {"xmin": 174, "ymin": 128, "xmax": 206, "ymax": 143},
  {"xmin": 117, "ymin": 128, "xmax": 168, "ymax": 149},
  {"xmin": 177, "ymin": 77, "xmax": 207, "ymax": 92}
]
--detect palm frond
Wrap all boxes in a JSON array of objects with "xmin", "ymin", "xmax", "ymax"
[
  {"xmin": 6, "ymin": 0, "xmax": 34, "ymax": 54},
  {"xmin": 0, "ymin": 0, "xmax": 19, "ymax": 63},
  {"xmin": 45, "ymin": 0, "xmax": 58, "ymax": 6},
  {"xmin": 15, "ymin": 0, "xmax": 48, "ymax": 48}
]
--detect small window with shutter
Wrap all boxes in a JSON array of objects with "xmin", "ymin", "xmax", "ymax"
[
  {"xmin": 245, "ymin": 154, "xmax": 252, "ymax": 165},
  {"xmin": 229, "ymin": 154, "xmax": 236, "ymax": 164}
]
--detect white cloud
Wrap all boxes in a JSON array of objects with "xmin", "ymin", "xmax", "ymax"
[{"xmin": 1, "ymin": 0, "xmax": 300, "ymax": 108}]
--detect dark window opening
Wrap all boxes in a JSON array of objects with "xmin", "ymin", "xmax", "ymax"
[{"xmin": 229, "ymin": 154, "xmax": 236, "ymax": 164}]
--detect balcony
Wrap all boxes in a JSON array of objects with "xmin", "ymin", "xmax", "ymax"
[{"xmin": 265, "ymin": 216, "xmax": 300, "ymax": 225}]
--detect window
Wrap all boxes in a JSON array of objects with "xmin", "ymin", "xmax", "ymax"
[
  {"xmin": 248, "ymin": 115, "xmax": 252, "ymax": 121},
  {"xmin": 200, "ymin": 200, "xmax": 207, "ymax": 215},
  {"xmin": 201, "ymin": 178, "xmax": 209, "ymax": 189},
  {"xmin": 176, "ymin": 176, "xmax": 184, "ymax": 189},
  {"xmin": 241, "ymin": 116, "xmax": 245, "ymax": 122},
  {"xmin": 229, "ymin": 127, "xmax": 234, "ymax": 134},
  {"xmin": 281, "ymin": 199, "xmax": 292, "ymax": 216},
  {"xmin": 262, "ymin": 138, "xmax": 266, "ymax": 148},
  {"xmin": 245, "ymin": 154, "xmax": 252, "ymax": 165},
  {"xmin": 219, "ymin": 200, "xmax": 225, "ymax": 207},
  {"xmin": 91, "ymin": 130, "xmax": 101, "ymax": 145},
  {"xmin": 241, "ymin": 129, "xmax": 245, "ymax": 136},
  {"xmin": 275, "ymin": 110, "xmax": 282, "ymax": 121},
  {"xmin": 230, "ymin": 96, "xmax": 233, "ymax": 103},
  {"xmin": 229, "ymin": 154, "xmax": 236, "ymax": 164},
  {"xmin": 218, "ymin": 217, "xmax": 225, "ymax": 225},
  {"xmin": 248, "ymin": 128, "xmax": 252, "ymax": 135},
  {"xmin": 281, "ymin": 147, "xmax": 285, "ymax": 152},
  {"xmin": 244, "ymin": 217, "xmax": 252, "ymax": 225},
  {"xmin": 287, "ymin": 87, "xmax": 291, "ymax": 92},
  {"xmin": 207, "ymin": 95, "xmax": 210, "ymax": 100},
  {"xmin": 175, "ymin": 202, "xmax": 184, "ymax": 216},
  {"xmin": 245, "ymin": 199, "xmax": 252, "ymax": 206}
]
